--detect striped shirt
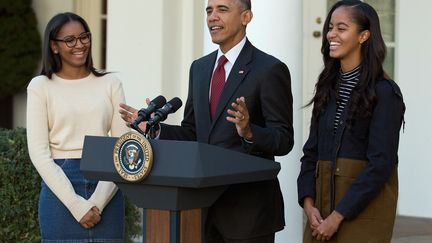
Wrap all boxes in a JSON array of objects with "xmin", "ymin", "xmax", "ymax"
[{"xmin": 334, "ymin": 66, "xmax": 360, "ymax": 132}]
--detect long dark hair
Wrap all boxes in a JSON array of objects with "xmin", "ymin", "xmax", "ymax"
[
  {"xmin": 309, "ymin": 0, "xmax": 388, "ymax": 124},
  {"xmin": 40, "ymin": 12, "xmax": 105, "ymax": 78}
]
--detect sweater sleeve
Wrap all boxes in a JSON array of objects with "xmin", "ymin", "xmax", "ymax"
[
  {"xmin": 109, "ymin": 77, "xmax": 130, "ymax": 137},
  {"xmin": 26, "ymin": 79, "xmax": 95, "ymax": 222},
  {"xmin": 88, "ymin": 76, "xmax": 130, "ymax": 213}
]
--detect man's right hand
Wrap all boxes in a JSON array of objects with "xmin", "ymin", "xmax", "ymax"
[
  {"xmin": 119, "ymin": 98, "xmax": 150, "ymax": 133},
  {"xmin": 79, "ymin": 206, "xmax": 101, "ymax": 229}
]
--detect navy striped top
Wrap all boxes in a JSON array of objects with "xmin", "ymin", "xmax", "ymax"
[{"xmin": 334, "ymin": 66, "xmax": 361, "ymax": 132}]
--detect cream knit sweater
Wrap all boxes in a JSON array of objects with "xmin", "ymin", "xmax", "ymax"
[{"xmin": 26, "ymin": 73, "xmax": 129, "ymax": 222}]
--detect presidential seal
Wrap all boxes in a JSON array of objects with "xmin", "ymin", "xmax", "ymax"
[{"xmin": 113, "ymin": 132, "xmax": 153, "ymax": 182}]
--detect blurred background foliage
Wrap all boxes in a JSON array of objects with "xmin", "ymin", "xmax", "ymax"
[
  {"xmin": 0, "ymin": 0, "xmax": 41, "ymax": 128},
  {"xmin": 0, "ymin": 0, "xmax": 41, "ymax": 97}
]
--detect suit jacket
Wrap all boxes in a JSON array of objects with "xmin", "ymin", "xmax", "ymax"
[{"xmin": 160, "ymin": 39, "xmax": 294, "ymax": 239}]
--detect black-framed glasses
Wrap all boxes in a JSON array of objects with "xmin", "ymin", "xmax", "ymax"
[{"xmin": 53, "ymin": 32, "xmax": 91, "ymax": 48}]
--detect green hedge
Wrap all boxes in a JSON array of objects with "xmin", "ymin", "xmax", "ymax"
[
  {"xmin": 0, "ymin": 0, "xmax": 41, "ymax": 98},
  {"xmin": 0, "ymin": 128, "xmax": 141, "ymax": 242}
]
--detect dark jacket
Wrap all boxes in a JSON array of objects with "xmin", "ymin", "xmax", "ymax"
[
  {"xmin": 298, "ymin": 79, "xmax": 405, "ymax": 242},
  {"xmin": 160, "ymin": 40, "xmax": 294, "ymax": 239},
  {"xmin": 298, "ymin": 79, "xmax": 405, "ymax": 219}
]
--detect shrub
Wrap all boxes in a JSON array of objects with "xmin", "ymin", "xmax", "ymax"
[
  {"xmin": 0, "ymin": 0, "xmax": 41, "ymax": 97},
  {"xmin": 0, "ymin": 128, "xmax": 40, "ymax": 242},
  {"xmin": 0, "ymin": 128, "xmax": 141, "ymax": 242}
]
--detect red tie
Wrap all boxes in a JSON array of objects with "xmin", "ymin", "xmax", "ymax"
[{"xmin": 210, "ymin": 55, "xmax": 228, "ymax": 120}]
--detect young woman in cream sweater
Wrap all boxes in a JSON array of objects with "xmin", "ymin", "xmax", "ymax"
[{"xmin": 26, "ymin": 12, "xmax": 129, "ymax": 242}]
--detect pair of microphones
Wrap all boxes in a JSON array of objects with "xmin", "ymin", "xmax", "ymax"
[{"xmin": 130, "ymin": 95, "xmax": 182, "ymax": 135}]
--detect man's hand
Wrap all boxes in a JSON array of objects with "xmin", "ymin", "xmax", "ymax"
[
  {"xmin": 119, "ymin": 98, "xmax": 150, "ymax": 133},
  {"xmin": 226, "ymin": 97, "xmax": 253, "ymax": 140}
]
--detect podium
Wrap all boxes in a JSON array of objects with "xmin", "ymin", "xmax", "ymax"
[{"xmin": 81, "ymin": 136, "xmax": 281, "ymax": 243}]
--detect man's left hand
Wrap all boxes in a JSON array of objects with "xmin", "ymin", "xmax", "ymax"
[{"xmin": 226, "ymin": 97, "xmax": 253, "ymax": 141}]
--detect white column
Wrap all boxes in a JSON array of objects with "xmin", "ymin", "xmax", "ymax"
[
  {"xmin": 396, "ymin": 0, "xmax": 432, "ymax": 217},
  {"xmin": 75, "ymin": 0, "xmax": 103, "ymax": 69},
  {"xmin": 249, "ymin": 2, "xmax": 304, "ymax": 242},
  {"xmin": 203, "ymin": 1, "xmax": 304, "ymax": 242},
  {"xmin": 107, "ymin": 0, "xmax": 164, "ymax": 110},
  {"xmin": 107, "ymin": 0, "xmax": 203, "ymax": 124}
]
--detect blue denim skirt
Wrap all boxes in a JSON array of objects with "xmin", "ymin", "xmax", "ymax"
[{"xmin": 39, "ymin": 159, "xmax": 124, "ymax": 243}]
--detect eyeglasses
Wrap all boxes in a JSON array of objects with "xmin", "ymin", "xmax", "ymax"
[{"xmin": 53, "ymin": 32, "xmax": 91, "ymax": 48}]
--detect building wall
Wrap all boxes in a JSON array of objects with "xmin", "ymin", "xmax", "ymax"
[
  {"xmin": 106, "ymin": 0, "xmax": 204, "ymax": 124},
  {"xmin": 396, "ymin": 0, "xmax": 432, "ymax": 217},
  {"xmin": 32, "ymin": 0, "xmax": 75, "ymax": 34}
]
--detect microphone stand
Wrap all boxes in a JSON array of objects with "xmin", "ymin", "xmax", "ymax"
[
  {"xmin": 130, "ymin": 120, "xmax": 159, "ymax": 139},
  {"xmin": 148, "ymin": 126, "xmax": 157, "ymax": 139},
  {"xmin": 144, "ymin": 123, "xmax": 159, "ymax": 139},
  {"xmin": 130, "ymin": 122, "xmax": 145, "ymax": 135}
]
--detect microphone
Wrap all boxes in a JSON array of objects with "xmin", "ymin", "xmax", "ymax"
[
  {"xmin": 130, "ymin": 95, "xmax": 166, "ymax": 132},
  {"xmin": 146, "ymin": 97, "xmax": 183, "ymax": 129}
]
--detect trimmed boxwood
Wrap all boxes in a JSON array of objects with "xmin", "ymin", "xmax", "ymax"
[
  {"xmin": 0, "ymin": 0, "xmax": 41, "ymax": 98},
  {"xmin": 0, "ymin": 128, "xmax": 141, "ymax": 242}
]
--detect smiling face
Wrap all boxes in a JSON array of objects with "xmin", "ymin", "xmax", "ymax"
[
  {"xmin": 206, "ymin": 0, "xmax": 252, "ymax": 53},
  {"xmin": 50, "ymin": 21, "xmax": 90, "ymax": 75},
  {"xmin": 326, "ymin": 6, "xmax": 370, "ymax": 71}
]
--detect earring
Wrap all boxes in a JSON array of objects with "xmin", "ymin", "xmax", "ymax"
[{"xmin": 53, "ymin": 50, "xmax": 58, "ymax": 54}]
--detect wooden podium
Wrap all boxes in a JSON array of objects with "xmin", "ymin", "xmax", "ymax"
[{"xmin": 81, "ymin": 136, "xmax": 280, "ymax": 243}]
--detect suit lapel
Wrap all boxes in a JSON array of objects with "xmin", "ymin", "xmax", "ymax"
[{"xmin": 211, "ymin": 40, "xmax": 253, "ymax": 127}]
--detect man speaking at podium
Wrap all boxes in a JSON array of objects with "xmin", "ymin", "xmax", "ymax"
[{"xmin": 120, "ymin": 0, "xmax": 293, "ymax": 242}]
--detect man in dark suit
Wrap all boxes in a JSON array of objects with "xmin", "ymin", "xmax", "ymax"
[{"xmin": 120, "ymin": 0, "xmax": 293, "ymax": 242}]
